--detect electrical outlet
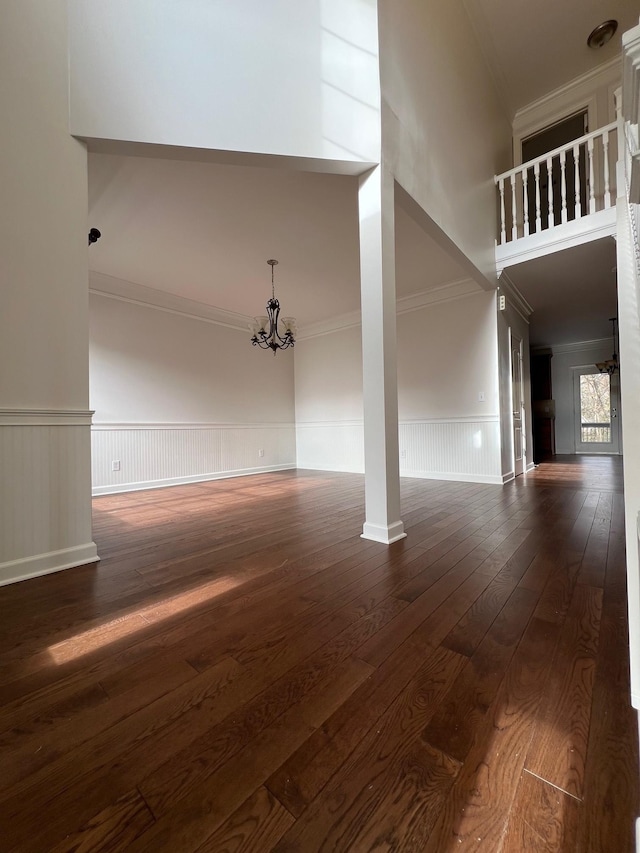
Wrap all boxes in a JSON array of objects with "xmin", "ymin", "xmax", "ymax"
[
  {"xmin": 400, "ymin": 449, "xmax": 407, "ymax": 459},
  {"xmin": 258, "ymin": 449, "xmax": 264, "ymax": 458},
  {"xmin": 478, "ymin": 391, "xmax": 486, "ymax": 402},
  {"xmin": 112, "ymin": 460, "xmax": 120, "ymax": 471}
]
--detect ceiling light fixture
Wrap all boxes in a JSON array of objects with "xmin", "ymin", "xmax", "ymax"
[
  {"xmin": 596, "ymin": 317, "xmax": 619, "ymax": 375},
  {"xmin": 250, "ymin": 260, "xmax": 296, "ymax": 354},
  {"xmin": 587, "ymin": 20, "xmax": 618, "ymax": 49}
]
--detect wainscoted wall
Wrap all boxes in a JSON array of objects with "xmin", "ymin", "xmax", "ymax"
[
  {"xmin": 0, "ymin": 411, "xmax": 97, "ymax": 586},
  {"xmin": 91, "ymin": 422, "xmax": 296, "ymax": 494},
  {"xmin": 296, "ymin": 421, "xmax": 365, "ymax": 473},
  {"xmin": 399, "ymin": 417, "xmax": 502, "ymax": 483},
  {"xmin": 296, "ymin": 417, "xmax": 501, "ymax": 484}
]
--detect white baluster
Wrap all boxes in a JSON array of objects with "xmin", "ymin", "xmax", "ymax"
[
  {"xmin": 560, "ymin": 149, "xmax": 567, "ymax": 224},
  {"xmin": 588, "ymin": 137, "xmax": 596, "ymax": 213},
  {"xmin": 546, "ymin": 156, "xmax": 554, "ymax": 229},
  {"xmin": 603, "ymin": 130, "xmax": 611, "ymax": 208},
  {"xmin": 511, "ymin": 175, "xmax": 517, "ymax": 241},
  {"xmin": 573, "ymin": 143, "xmax": 582, "ymax": 219},
  {"xmin": 523, "ymin": 169, "xmax": 529, "ymax": 236},
  {"xmin": 534, "ymin": 162, "xmax": 541, "ymax": 232},
  {"xmin": 499, "ymin": 178, "xmax": 506, "ymax": 245}
]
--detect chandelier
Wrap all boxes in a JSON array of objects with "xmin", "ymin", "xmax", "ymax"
[
  {"xmin": 250, "ymin": 260, "xmax": 296, "ymax": 354},
  {"xmin": 596, "ymin": 317, "xmax": 619, "ymax": 375}
]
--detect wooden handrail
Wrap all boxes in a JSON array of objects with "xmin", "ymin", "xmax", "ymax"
[{"xmin": 495, "ymin": 121, "xmax": 618, "ymax": 184}]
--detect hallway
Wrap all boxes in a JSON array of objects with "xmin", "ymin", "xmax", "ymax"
[{"xmin": 0, "ymin": 457, "xmax": 637, "ymax": 851}]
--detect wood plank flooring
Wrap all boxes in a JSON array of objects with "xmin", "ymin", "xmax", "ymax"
[{"xmin": 0, "ymin": 455, "xmax": 637, "ymax": 851}]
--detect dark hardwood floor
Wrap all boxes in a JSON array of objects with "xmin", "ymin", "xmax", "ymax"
[{"xmin": 0, "ymin": 456, "xmax": 637, "ymax": 851}]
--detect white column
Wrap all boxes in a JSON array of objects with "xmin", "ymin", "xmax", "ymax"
[
  {"xmin": 358, "ymin": 165, "xmax": 405, "ymax": 545},
  {"xmin": 0, "ymin": 1, "xmax": 97, "ymax": 585}
]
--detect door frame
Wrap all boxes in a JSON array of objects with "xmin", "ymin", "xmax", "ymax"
[
  {"xmin": 572, "ymin": 366, "xmax": 621, "ymax": 454},
  {"xmin": 510, "ymin": 330, "xmax": 526, "ymax": 476}
]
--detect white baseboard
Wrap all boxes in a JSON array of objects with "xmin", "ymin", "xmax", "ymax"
[
  {"xmin": 361, "ymin": 520, "xmax": 407, "ymax": 544},
  {"xmin": 502, "ymin": 470, "xmax": 516, "ymax": 484},
  {"xmin": 526, "ymin": 461, "xmax": 536, "ymax": 473},
  {"xmin": 92, "ymin": 464, "xmax": 297, "ymax": 496},
  {"xmin": 0, "ymin": 542, "xmax": 99, "ymax": 588},
  {"xmin": 400, "ymin": 469, "xmax": 503, "ymax": 486}
]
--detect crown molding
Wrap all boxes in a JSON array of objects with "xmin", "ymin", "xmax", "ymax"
[
  {"xmin": 296, "ymin": 309, "xmax": 362, "ymax": 341},
  {"xmin": 89, "ymin": 271, "xmax": 253, "ymax": 332},
  {"xmin": 513, "ymin": 56, "xmax": 621, "ymax": 138},
  {"xmin": 543, "ymin": 337, "xmax": 611, "ymax": 354},
  {"xmin": 0, "ymin": 409, "xmax": 94, "ymax": 426},
  {"xmin": 498, "ymin": 272, "xmax": 533, "ymax": 322},
  {"xmin": 395, "ymin": 278, "xmax": 480, "ymax": 315},
  {"xmin": 296, "ymin": 278, "xmax": 480, "ymax": 341}
]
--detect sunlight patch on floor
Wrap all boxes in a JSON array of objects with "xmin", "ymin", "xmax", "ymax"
[{"xmin": 46, "ymin": 574, "xmax": 242, "ymax": 664}]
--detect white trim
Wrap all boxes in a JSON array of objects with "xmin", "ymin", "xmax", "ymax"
[
  {"xmin": 92, "ymin": 464, "xmax": 296, "ymax": 496},
  {"xmin": 531, "ymin": 338, "xmax": 610, "ymax": 354},
  {"xmin": 296, "ymin": 310, "xmax": 362, "ymax": 341},
  {"xmin": 555, "ymin": 338, "xmax": 611, "ymax": 354},
  {"xmin": 361, "ymin": 520, "xmax": 406, "ymax": 544},
  {"xmin": 526, "ymin": 461, "xmax": 536, "ymax": 473},
  {"xmin": 400, "ymin": 470, "xmax": 504, "ymax": 486},
  {"xmin": 92, "ymin": 421, "xmax": 294, "ymax": 431},
  {"xmin": 0, "ymin": 409, "xmax": 94, "ymax": 426},
  {"xmin": 502, "ymin": 470, "xmax": 516, "ymax": 484},
  {"xmin": 296, "ymin": 278, "xmax": 479, "ymax": 341},
  {"xmin": 495, "ymin": 207, "xmax": 617, "ymax": 270},
  {"xmin": 395, "ymin": 279, "xmax": 480, "ymax": 315},
  {"xmin": 90, "ymin": 272, "xmax": 253, "ymax": 332},
  {"xmin": 296, "ymin": 416, "xmax": 500, "ymax": 427},
  {"xmin": 0, "ymin": 543, "xmax": 99, "ymax": 588},
  {"xmin": 513, "ymin": 57, "xmax": 621, "ymax": 148}
]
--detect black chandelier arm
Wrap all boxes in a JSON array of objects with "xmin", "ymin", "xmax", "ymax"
[{"xmin": 250, "ymin": 260, "xmax": 296, "ymax": 354}]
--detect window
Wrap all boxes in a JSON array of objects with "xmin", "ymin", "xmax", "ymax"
[{"xmin": 579, "ymin": 373, "xmax": 611, "ymax": 443}]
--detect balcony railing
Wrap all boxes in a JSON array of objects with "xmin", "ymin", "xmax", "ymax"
[{"xmin": 495, "ymin": 121, "xmax": 618, "ymax": 246}]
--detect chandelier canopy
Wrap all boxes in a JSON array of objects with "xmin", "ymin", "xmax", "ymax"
[
  {"xmin": 595, "ymin": 317, "xmax": 619, "ymax": 376},
  {"xmin": 250, "ymin": 260, "xmax": 296, "ymax": 354}
]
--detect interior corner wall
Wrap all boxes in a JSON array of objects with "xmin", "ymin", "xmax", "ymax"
[
  {"xmin": 295, "ymin": 290, "xmax": 502, "ymax": 484},
  {"xmin": 0, "ymin": 0, "xmax": 97, "ymax": 586},
  {"xmin": 378, "ymin": 0, "xmax": 512, "ymax": 286},
  {"xmin": 551, "ymin": 340, "xmax": 619, "ymax": 455},
  {"xmin": 497, "ymin": 299, "xmax": 534, "ymax": 481},
  {"xmin": 68, "ymin": 0, "xmax": 380, "ymax": 166},
  {"xmin": 89, "ymin": 292, "xmax": 296, "ymax": 494},
  {"xmin": 294, "ymin": 325, "xmax": 365, "ymax": 473}
]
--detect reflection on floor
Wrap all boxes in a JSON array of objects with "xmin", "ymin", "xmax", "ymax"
[{"xmin": 0, "ymin": 456, "xmax": 637, "ymax": 851}]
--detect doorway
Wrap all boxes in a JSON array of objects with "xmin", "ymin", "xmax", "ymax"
[
  {"xmin": 511, "ymin": 332, "xmax": 525, "ymax": 476},
  {"xmin": 573, "ymin": 367, "xmax": 620, "ymax": 454},
  {"xmin": 522, "ymin": 110, "xmax": 588, "ymax": 232}
]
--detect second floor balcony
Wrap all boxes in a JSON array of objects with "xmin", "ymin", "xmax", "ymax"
[{"xmin": 495, "ymin": 120, "xmax": 619, "ymax": 270}]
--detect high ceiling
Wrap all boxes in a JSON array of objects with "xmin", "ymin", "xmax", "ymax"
[
  {"xmin": 88, "ymin": 6, "xmax": 634, "ymax": 344},
  {"xmin": 463, "ymin": 0, "xmax": 636, "ymax": 116},
  {"xmin": 88, "ymin": 153, "xmax": 470, "ymax": 328}
]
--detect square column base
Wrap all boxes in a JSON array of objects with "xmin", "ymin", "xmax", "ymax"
[{"xmin": 361, "ymin": 520, "xmax": 407, "ymax": 544}]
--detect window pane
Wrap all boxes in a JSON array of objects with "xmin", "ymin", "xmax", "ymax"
[{"xmin": 580, "ymin": 373, "xmax": 611, "ymax": 443}]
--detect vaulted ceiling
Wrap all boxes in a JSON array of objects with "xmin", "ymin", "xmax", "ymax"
[
  {"xmin": 463, "ymin": 0, "xmax": 636, "ymax": 116},
  {"xmin": 87, "ymin": 3, "xmax": 634, "ymax": 344}
]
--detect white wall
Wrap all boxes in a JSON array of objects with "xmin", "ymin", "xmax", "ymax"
[
  {"xmin": 0, "ymin": 1, "xmax": 97, "ymax": 585},
  {"xmin": 295, "ymin": 325, "xmax": 365, "ymax": 472},
  {"xmin": 68, "ymin": 0, "xmax": 380, "ymax": 166},
  {"xmin": 550, "ymin": 340, "xmax": 620, "ymax": 454},
  {"xmin": 378, "ymin": 0, "xmax": 512, "ymax": 285},
  {"xmin": 295, "ymin": 290, "xmax": 502, "ymax": 483},
  {"xmin": 90, "ymin": 290, "xmax": 296, "ymax": 492}
]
